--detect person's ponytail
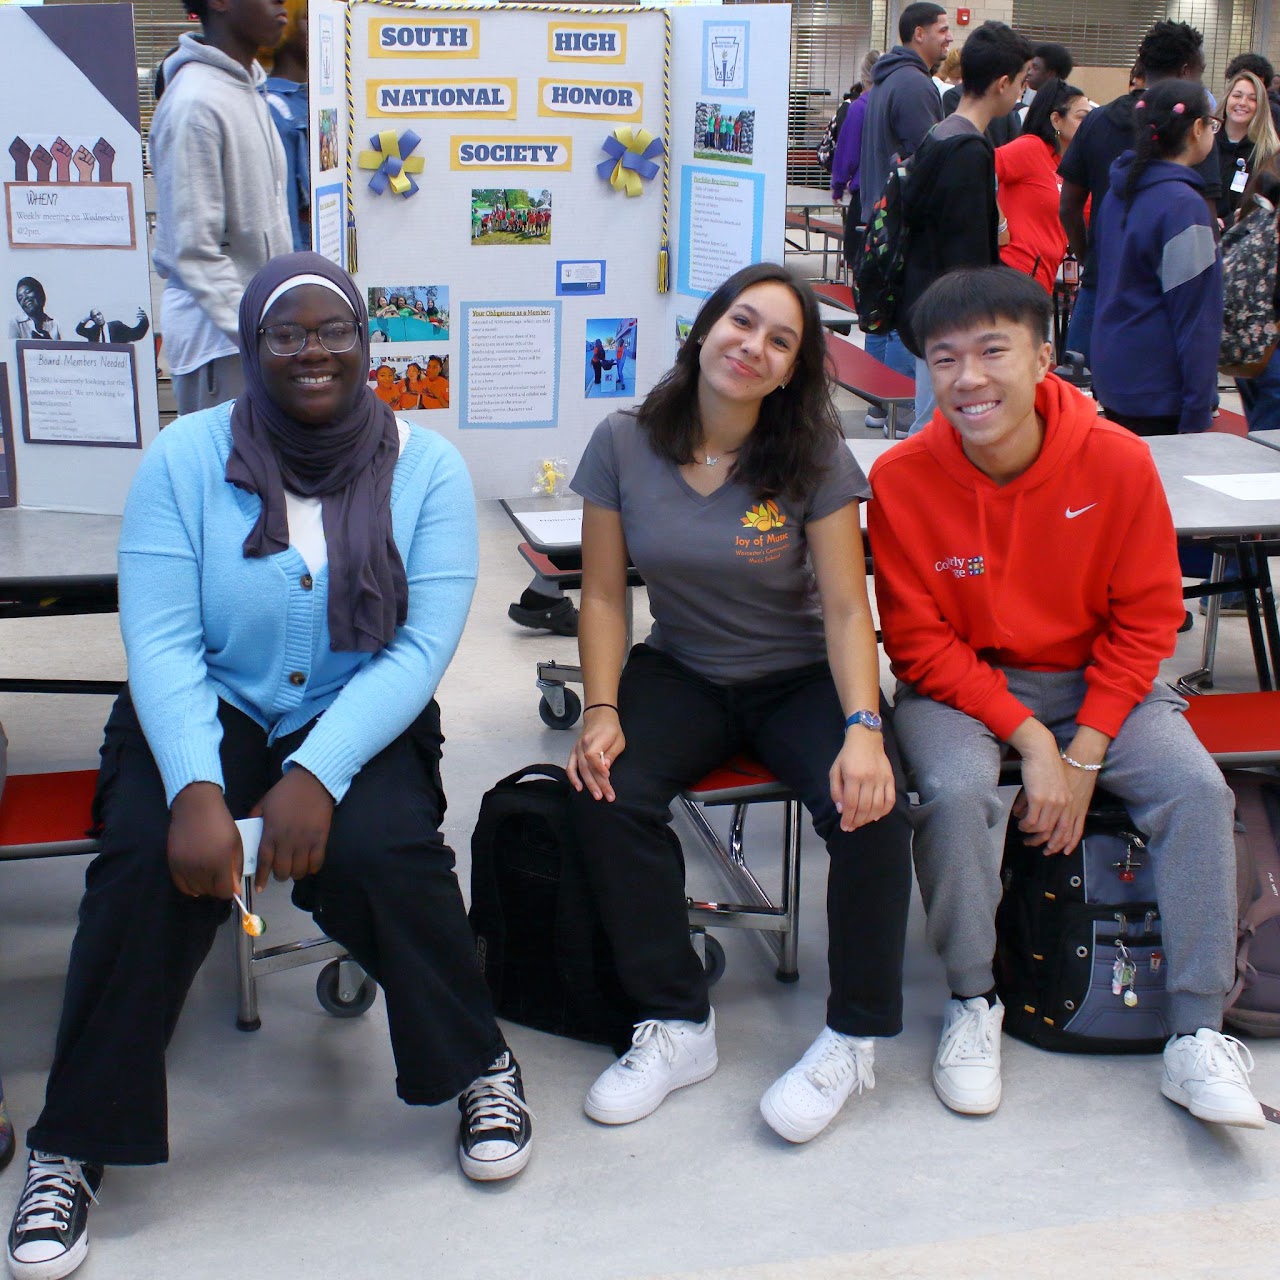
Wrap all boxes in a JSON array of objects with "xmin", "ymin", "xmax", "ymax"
[{"xmin": 1123, "ymin": 80, "xmax": 1211, "ymax": 209}]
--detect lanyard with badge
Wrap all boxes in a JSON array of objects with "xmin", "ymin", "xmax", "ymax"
[{"xmin": 1232, "ymin": 156, "xmax": 1250, "ymax": 194}]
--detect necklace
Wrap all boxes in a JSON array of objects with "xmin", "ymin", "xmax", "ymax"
[{"xmin": 700, "ymin": 445, "xmax": 739, "ymax": 467}]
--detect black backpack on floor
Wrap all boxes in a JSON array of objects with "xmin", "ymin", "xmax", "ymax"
[
  {"xmin": 468, "ymin": 764, "xmax": 635, "ymax": 1053},
  {"xmin": 995, "ymin": 791, "xmax": 1172, "ymax": 1053}
]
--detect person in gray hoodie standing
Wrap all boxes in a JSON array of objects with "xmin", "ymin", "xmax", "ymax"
[
  {"xmin": 855, "ymin": 3, "xmax": 951, "ymax": 420},
  {"xmin": 150, "ymin": 0, "xmax": 293, "ymax": 416},
  {"xmin": 860, "ymin": 4, "xmax": 952, "ymax": 225}
]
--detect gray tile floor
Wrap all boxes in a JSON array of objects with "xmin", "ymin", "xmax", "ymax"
[{"xmin": 3, "ymin": 405, "xmax": 1279, "ymax": 1280}]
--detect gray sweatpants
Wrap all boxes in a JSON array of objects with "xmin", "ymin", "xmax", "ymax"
[
  {"xmin": 172, "ymin": 354, "xmax": 243, "ymax": 418},
  {"xmin": 893, "ymin": 669, "xmax": 1236, "ymax": 1034}
]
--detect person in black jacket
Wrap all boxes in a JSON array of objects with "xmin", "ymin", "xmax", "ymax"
[
  {"xmin": 855, "ymin": 2, "xmax": 951, "ymax": 409},
  {"xmin": 900, "ymin": 21, "xmax": 1033, "ymax": 432}
]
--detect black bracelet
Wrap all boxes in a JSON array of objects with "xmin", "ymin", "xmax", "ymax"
[{"xmin": 583, "ymin": 702, "xmax": 619, "ymax": 714}]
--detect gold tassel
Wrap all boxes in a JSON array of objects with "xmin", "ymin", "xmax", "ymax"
[
  {"xmin": 657, "ymin": 241, "xmax": 669, "ymax": 294},
  {"xmin": 346, "ymin": 215, "xmax": 358, "ymax": 274}
]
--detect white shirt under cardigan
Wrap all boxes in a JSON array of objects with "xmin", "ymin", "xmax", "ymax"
[
  {"xmin": 284, "ymin": 422, "xmax": 411, "ymax": 574},
  {"xmin": 118, "ymin": 405, "xmax": 476, "ymax": 806}
]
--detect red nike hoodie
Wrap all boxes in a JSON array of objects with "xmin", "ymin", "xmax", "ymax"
[{"xmin": 868, "ymin": 373, "xmax": 1184, "ymax": 741}]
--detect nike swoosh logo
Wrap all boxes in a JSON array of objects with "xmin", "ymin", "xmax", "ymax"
[{"xmin": 1065, "ymin": 504, "xmax": 1097, "ymax": 519}]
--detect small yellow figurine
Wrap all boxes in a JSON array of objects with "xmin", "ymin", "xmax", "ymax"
[{"xmin": 532, "ymin": 458, "xmax": 568, "ymax": 498}]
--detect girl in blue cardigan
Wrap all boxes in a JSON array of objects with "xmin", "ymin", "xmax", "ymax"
[{"xmin": 7, "ymin": 255, "xmax": 531, "ymax": 1280}]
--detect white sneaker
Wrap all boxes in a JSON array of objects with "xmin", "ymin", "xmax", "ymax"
[
  {"xmin": 760, "ymin": 1027, "xmax": 875, "ymax": 1143},
  {"xmin": 584, "ymin": 1011, "xmax": 718, "ymax": 1124},
  {"xmin": 1161, "ymin": 1029, "xmax": 1266, "ymax": 1129},
  {"xmin": 933, "ymin": 997, "xmax": 1003, "ymax": 1115}
]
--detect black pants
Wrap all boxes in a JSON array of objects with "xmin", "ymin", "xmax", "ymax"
[
  {"xmin": 570, "ymin": 645, "xmax": 913, "ymax": 1038},
  {"xmin": 28, "ymin": 689, "xmax": 504, "ymax": 1166},
  {"xmin": 1101, "ymin": 407, "xmax": 1181, "ymax": 437},
  {"xmin": 842, "ymin": 198, "xmax": 862, "ymax": 273}
]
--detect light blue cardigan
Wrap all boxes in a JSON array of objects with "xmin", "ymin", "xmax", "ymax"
[{"xmin": 118, "ymin": 403, "xmax": 478, "ymax": 805}]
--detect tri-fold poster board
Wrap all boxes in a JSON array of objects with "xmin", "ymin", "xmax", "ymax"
[
  {"xmin": 311, "ymin": 1, "xmax": 792, "ymax": 497},
  {"xmin": 0, "ymin": 1, "xmax": 789, "ymax": 512},
  {"xmin": 0, "ymin": 2, "xmax": 159, "ymax": 513}
]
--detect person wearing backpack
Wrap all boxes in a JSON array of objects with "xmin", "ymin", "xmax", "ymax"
[
  {"xmin": 856, "ymin": 4, "xmax": 952, "ymax": 403},
  {"xmin": 898, "ymin": 21, "xmax": 1034, "ymax": 432},
  {"xmin": 831, "ymin": 52, "xmax": 880, "ymax": 275},
  {"xmin": 1091, "ymin": 82, "xmax": 1222, "ymax": 435},
  {"xmin": 565, "ymin": 264, "xmax": 913, "ymax": 1145}
]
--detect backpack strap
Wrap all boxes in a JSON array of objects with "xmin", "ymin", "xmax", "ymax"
[
  {"xmin": 494, "ymin": 763, "xmax": 570, "ymax": 789},
  {"xmin": 1227, "ymin": 777, "xmax": 1280, "ymax": 1003}
]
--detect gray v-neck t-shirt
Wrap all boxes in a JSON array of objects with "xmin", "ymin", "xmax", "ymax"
[{"xmin": 571, "ymin": 412, "xmax": 869, "ymax": 682}]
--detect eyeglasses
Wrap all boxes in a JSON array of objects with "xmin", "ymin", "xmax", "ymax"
[
  {"xmin": 1206, "ymin": 117, "xmax": 1222, "ymax": 133},
  {"xmin": 258, "ymin": 321, "xmax": 359, "ymax": 357}
]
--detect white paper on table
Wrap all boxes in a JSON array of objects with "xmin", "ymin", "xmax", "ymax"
[
  {"xmin": 510, "ymin": 508, "xmax": 583, "ymax": 545},
  {"xmin": 1185, "ymin": 473, "xmax": 1280, "ymax": 501},
  {"xmin": 235, "ymin": 817, "xmax": 263, "ymax": 878}
]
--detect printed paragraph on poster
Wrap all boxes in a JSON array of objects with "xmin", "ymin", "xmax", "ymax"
[
  {"xmin": 680, "ymin": 168, "xmax": 762, "ymax": 297},
  {"xmin": 462, "ymin": 303, "xmax": 559, "ymax": 427},
  {"xmin": 18, "ymin": 343, "xmax": 140, "ymax": 446},
  {"xmin": 6, "ymin": 183, "xmax": 135, "ymax": 249}
]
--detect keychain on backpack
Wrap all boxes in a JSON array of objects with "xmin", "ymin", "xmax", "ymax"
[{"xmin": 1112, "ymin": 941, "xmax": 1138, "ymax": 1005}]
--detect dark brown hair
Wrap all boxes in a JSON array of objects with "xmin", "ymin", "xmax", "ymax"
[{"xmin": 632, "ymin": 263, "xmax": 841, "ymax": 501}]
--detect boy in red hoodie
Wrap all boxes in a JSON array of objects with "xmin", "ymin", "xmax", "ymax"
[{"xmin": 869, "ymin": 266, "xmax": 1264, "ymax": 1129}]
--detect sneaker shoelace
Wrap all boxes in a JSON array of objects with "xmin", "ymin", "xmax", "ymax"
[
  {"xmin": 1194, "ymin": 1032, "xmax": 1256, "ymax": 1083},
  {"xmin": 618, "ymin": 1019, "xmax": 680, "ymax": 1073},
  {"xmin": 805, "ymin": 1036, "xmax": 874, "ymax": 1098},
  {"xmin": 14, "ymin": 1153, "xmax": 99, "ymax": 1236},
  {"xmin": 462, "ymin": 1062, "xmax": 533, "ymax": 1138},
  {"xmin": 940, "ymin": 1005, "xmax": 996, "ymax": 1066}
]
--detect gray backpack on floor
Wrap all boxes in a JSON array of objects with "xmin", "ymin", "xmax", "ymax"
[{"xmin": 1224, "ymin": 771, "xmax": 1280, "ymax": 1037}]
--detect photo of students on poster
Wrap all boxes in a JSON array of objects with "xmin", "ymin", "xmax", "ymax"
[
  {"xmin": 369, "ymin": 352, "xmax": 449, "ymax": 410},
  {"xmin": 318, "ymin": 107, "xmax": 338, "ymax": 172},
  {"xmin": 470, "ymin": 189, "xmax": 552, "ymax": 245},
  {"xmin": 367, "ymin": 285, "xmax": 448, "ymax": 342},
  {"xmin": 693, "ymin": 103, "xmax": 755, "ymax": 164},
  {"xmin": 583, "ymin": 316, "xmax": 636, "ymax": 398}
]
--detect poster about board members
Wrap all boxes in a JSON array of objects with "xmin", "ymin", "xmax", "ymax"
[{"xmin": 17, "ymin": 341, "xmax": 141, "ymax": 448}]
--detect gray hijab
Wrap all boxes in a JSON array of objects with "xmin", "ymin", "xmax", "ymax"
[{"xmin": 225, "ymin": 252, "xmax": 407, "ymax": 653}]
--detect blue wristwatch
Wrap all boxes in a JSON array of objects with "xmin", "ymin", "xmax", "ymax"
[{"xmin": 845, "ymin": 709, "xmax": 883, "ymax": 732}]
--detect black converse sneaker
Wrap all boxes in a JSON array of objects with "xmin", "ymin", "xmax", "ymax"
[
  {"xmin": 457, "ymin": 1050, "xmax": 533, "ymax": 1182},
  {"xmin": 7, "ymin": 1151, "xmax": 103, "ymax": 1280}
]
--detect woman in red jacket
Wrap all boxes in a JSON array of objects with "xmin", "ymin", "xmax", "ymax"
[{"xmin": 995, "ymin": 78, "xmax": 1091, "ymax": 292}]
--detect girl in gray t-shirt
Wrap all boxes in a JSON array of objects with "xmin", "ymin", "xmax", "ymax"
[{"xmin": 566, "ymin": 262, "xmax": 913, "ymax": 1145}]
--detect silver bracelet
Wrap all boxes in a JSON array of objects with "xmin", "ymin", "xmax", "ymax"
[{"xmin": 1060, "ymin": 752, "xmax": 1103, "ymax": 773}]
